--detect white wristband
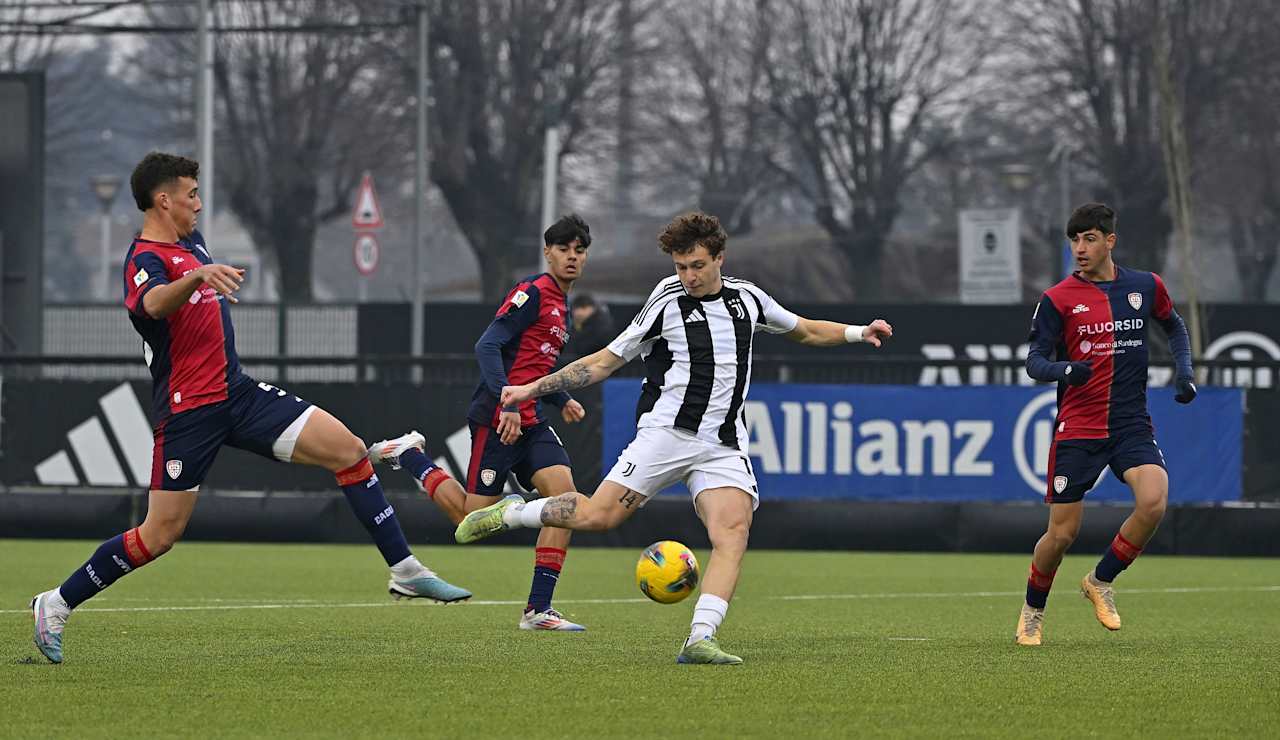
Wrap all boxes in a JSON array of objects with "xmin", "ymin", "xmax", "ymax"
[{"xmin": 844, "ymin": 324, "xmax": 867, "ymax": 343}]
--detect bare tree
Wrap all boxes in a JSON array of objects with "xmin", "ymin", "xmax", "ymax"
[
  {"xmin": 1003, "ymin": 0, "xmax": 1250, "ymax": 276},
  {"xmin": 413, "ymin": 0, "xmax": 621, "ymax": 300},
  {"xmin": 1197, "ymin": 1, "xmax": 1280, "ymax": 302},
  {"xmin": 126, "ymin": 0, "xmax": 407, "ymax": 302},
  {"xmin": 762, "ymin": 0, "xmax": 982, "ymax": 299},
  {"xmin": 649, "ymin": 0, "xmax": 779, "ymax": 235},
  {"xmin": 206, "ymin": 0, "xmax": 404, "ymax": 302}
]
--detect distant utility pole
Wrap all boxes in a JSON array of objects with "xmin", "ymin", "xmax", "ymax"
[
  {"xmin": 1154, "ymin": 2, "xmax": 1203, "ymax": 357},
  {"xmin": 411, "ymin": 1, "xmax": 429, "ymax": 372},
  {"xmin": 196, "ymin": 0, "xmax": 214, "ymax": 235},
  {"xmin": 540, "ymin": 71, "xmax": 559, "ymax": 273}
]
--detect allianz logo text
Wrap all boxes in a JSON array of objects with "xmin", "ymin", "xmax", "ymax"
[{"xmin": 741, "ymin": 393, "xmax": 1058, "ymax": 495}]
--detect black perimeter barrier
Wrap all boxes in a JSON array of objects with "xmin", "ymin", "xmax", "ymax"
[{"xmin": 2, "ymin": 353, "xmax": 1278, "ymax": 556}]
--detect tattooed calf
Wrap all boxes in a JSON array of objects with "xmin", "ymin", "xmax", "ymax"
[{"xmin": 541, "ymin": 494, "xmax": 579, "ymax": 525}]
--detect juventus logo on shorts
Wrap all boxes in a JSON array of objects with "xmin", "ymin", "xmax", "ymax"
[{"xmin": 621, "ymin": 461, "xmax": 636, "ymax": 477}]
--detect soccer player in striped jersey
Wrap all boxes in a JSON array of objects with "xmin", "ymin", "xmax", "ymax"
[
  {"xmin": 1014, "ymin": 203, "xmax": 1197, "ymax": 646},
  {"xmin": 30, "ymin": 153, "xmax": 469, "ymax": 665},
  {"xmin": 455, "ymin": 211, "xmax": 893, "ymax": 664}
]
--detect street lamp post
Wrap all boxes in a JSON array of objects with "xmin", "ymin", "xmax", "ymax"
[{"xmin": 90, "ymin": 174, "xmax": 122, "ymax": 301}]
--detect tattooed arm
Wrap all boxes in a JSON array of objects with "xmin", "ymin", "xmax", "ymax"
[{"xmin": 501, "ymin": 347, "xmax": 627, "ymax": 407}]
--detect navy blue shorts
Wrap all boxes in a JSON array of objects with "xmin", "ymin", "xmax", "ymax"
[
  {"xmin": 465, "ymin": 421, "xmax": 571, "ymax": 496},
  {"xmin": 1045, "ymin": 431, "xmax": 1167, "ymax": 504},
  {"xmin": 151, "ymin": 377, "xmax": 313, "ymax": 490}
]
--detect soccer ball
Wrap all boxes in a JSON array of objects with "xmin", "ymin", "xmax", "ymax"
[{"xmin": 635, "ymin": 540, "xmax": 700, "ymax": 604}]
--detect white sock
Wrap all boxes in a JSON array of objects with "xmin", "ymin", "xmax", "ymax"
[
  {"xmin": 390, "ymin": 555, "xmax": 433, "ymax": 581},
  {"xmin": 516, "ymin": 497, "xmax": 549, "ymax": 529},
  {"xmin": 686, "ymin": 594, "xmax": 729, "ymax": 646},
  {"xmin": 51, "ymin": 589, "xmax": 71, "ymax": 613}
]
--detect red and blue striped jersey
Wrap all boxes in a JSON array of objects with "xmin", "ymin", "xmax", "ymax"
[
  {"xmin": 1028, "ymin": 265, "xmax": 1181, "ymax": 440},
  {"xmin": 1024, "ymin": 265, "xmax": 1182, "ymax": 437},
  {"xmin": 122, "ymin": 230, "xmax": 244, "ymax": 423},
  {"xmin": 468, "ymin": 273, "xmax": 572, "ymax": 428}
]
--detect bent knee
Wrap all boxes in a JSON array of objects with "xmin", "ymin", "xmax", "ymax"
[
  {"xmin": 582, "ymin": 507, "xmax": 627, "ymax": 532},
  {"xmin": 345, "ymin": 434, "xmax": 369, "ymax": 464},
  {"xmin": 1046, "ymin": 527, "xmax": 1078, "ymax": 551},
  {"xmin": 708, "ymin": 519, "xmax": 751, "ymax": 550},
  {"xmin": 1137, "ymin": 498, "xmax": 1167, "ymax": 522},
  {"xmin": 139, "ymin": 526, "xmax": 184, "ymax": 556}
]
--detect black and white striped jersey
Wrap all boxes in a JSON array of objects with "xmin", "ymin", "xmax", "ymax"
[{"xmin": 606, "ymin": 275, "xmax": 799, "ymax": 451}]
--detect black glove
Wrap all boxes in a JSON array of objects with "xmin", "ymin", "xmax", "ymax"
[
  {"xmin": 1062, "ymin": 361, "xmax": 1093, "ymax": 386},
  {"xmin": 1175, "ymin": 375, "xmax": 1198, "ymax": 404}
]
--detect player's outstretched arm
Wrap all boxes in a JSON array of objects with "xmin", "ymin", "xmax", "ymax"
[
  {"xmin": 784, "ymin": 317, "xmax": 893, "ymax": 347},
  {"xmin": 143, "ymin": 264, "xmax": 243, "ymax": 318},
  {"xmin": 501, "ymin": 348, "xmax": 626, "ymax": 407}
]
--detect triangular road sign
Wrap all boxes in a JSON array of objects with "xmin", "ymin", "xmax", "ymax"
[{"xmin": 352, "ymin": 172, "xmax": 384, "ymax": 229}]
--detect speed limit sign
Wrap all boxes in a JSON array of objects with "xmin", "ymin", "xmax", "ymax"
[{"xmin": 353, "ymin": 233, "xmax": 380, "ymax": 276}]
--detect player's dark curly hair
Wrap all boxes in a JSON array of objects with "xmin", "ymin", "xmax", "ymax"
[
  {"xmin": 544, "ymin": 213, "xmax": 592, "ymax": 248},
  {"xmin": 130, "ymin": 152, "xmax": 199, "ymax": 211},
  {"xmin": 1066, "ymin": 202, "xmax": 1116, "ymax": 239},
  {"xmin": 658, "ymin": 211, "xmax": 727, "ymax": 257}
]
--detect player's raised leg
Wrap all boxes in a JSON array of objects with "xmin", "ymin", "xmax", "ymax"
[
  {"xmin": 1017, "ymin": 501, "xmax": 1083, "ymax": 646},
  {"xmin": 1082, "ymin": 463, "xmax": 1168, "ymax": 631},
  {"xmin": 32, "ymin": 487, "xmax": 197, "ymax": 663},
  {"xmin": 677, "ymin": 487, "xmax": 751, "ymax": 665},
  {"xmin": 368, "ymin": 431, "xmax": 467, "ymax": 525},
  {"xmin": 456, "ymin": 480, "xmax": 641, "ymax": 543},
  {"xmin": 518, "ymin": 464, "xmax": 582, "ymax": 631},
  {"xmin": 291, "ymin": 408, "xmax": 470, "ymax": 602}
]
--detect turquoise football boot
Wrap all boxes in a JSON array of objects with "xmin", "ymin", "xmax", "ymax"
[
  {"xmin": 31, "ymin": 590, "xmax": 69, "ymax": 664},
  {"xmin": 388, "ymin": 574, "xmax": 472, "ymax": 603}
]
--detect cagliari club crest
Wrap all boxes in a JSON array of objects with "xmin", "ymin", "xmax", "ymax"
[
  {"xmin": 1127, "ymin": 292, "xmax": 1143, "ymax": 311},
  {"xmin": 166, "ymin": 459, "xmax": 183, "ymax": 480},
  {"xmin": 1053, "ymin": 475, "xmax": 1068, "ymax": 494},
  {"xmin": 480, "ymin": 468, "xmax": 497, "ymax": 487}
]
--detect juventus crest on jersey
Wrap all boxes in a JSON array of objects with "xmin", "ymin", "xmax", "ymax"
[{"xmin": 606, "ymin": 275, "xmax": 799, "ymax": 451}]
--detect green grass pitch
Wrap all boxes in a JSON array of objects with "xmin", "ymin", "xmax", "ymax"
[{"xmin": 3, "ymin": 539, "xmax": 1278, "ymax": 738}]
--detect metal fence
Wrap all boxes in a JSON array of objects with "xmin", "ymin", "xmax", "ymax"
[{"xmin": 2, "ymin": 355, "xmax": 1276, "ymax": 388}]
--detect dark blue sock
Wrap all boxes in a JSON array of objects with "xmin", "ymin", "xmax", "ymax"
[
  {"xmin": 1025, "ymin": 563, "xmax": 1054, "ymax": 609},
  {"xmin": 527, "ymin": 547, "xmax": 565, "ymax": 612},
  {"xmin": 1094, "ymin": 533, "xmax": 1141, "ymax": 583},
  {"xmin": 397, "ymin": 447, "xmax": 435, "ymax": 484},
  {"xmin": 59, "ymin": 528, "xmax": 154, "ymax": 608},
  {"xmin": 337, "ymin": 458, "xmax": 412, "ymax": 567}
]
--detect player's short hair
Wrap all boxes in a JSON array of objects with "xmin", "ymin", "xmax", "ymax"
[
  {"xmin": 658, "ymin": 211, "xmax": 726, "ymax": 257},
  {"xmin": 1066, "ymin": 202, "xmax": 1116, "ymax": 239},
  {"xmin": 130, "ymin": 152, "xmax": 199, "ymax": 211},
  {"xmin": 544, "ymin": 213, "xmax": 592, "ymax": 248}
]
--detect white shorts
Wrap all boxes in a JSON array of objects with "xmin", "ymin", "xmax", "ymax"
[{"xmin": 604, "ymin": 426, "xmax": 759, "ymax": 510}]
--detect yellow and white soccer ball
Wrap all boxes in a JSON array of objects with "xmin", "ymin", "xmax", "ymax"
[{"xmin": 635, "ymin": 540, "xmax": 700, "ymax": 604}]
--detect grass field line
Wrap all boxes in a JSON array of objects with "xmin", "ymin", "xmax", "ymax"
[
  {"xmin": 777, "ymin": 584, "xmax": 1280, "ymax": 601},
  {"xmin": 3, "ymin": 584, "xmax": 1277, "ymax": 616}
]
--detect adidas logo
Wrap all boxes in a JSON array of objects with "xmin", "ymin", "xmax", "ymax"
[
  {"xmin": 34, "ymin": 383, "xmax": 153, "ymax": 487},
  {"xmin": 685, "ymin": 309, "xmax": 706, "ymax": 324},
  {"xmin": 1072, "ymin": 304, "xmax": 1090, "ymax": 314}
]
